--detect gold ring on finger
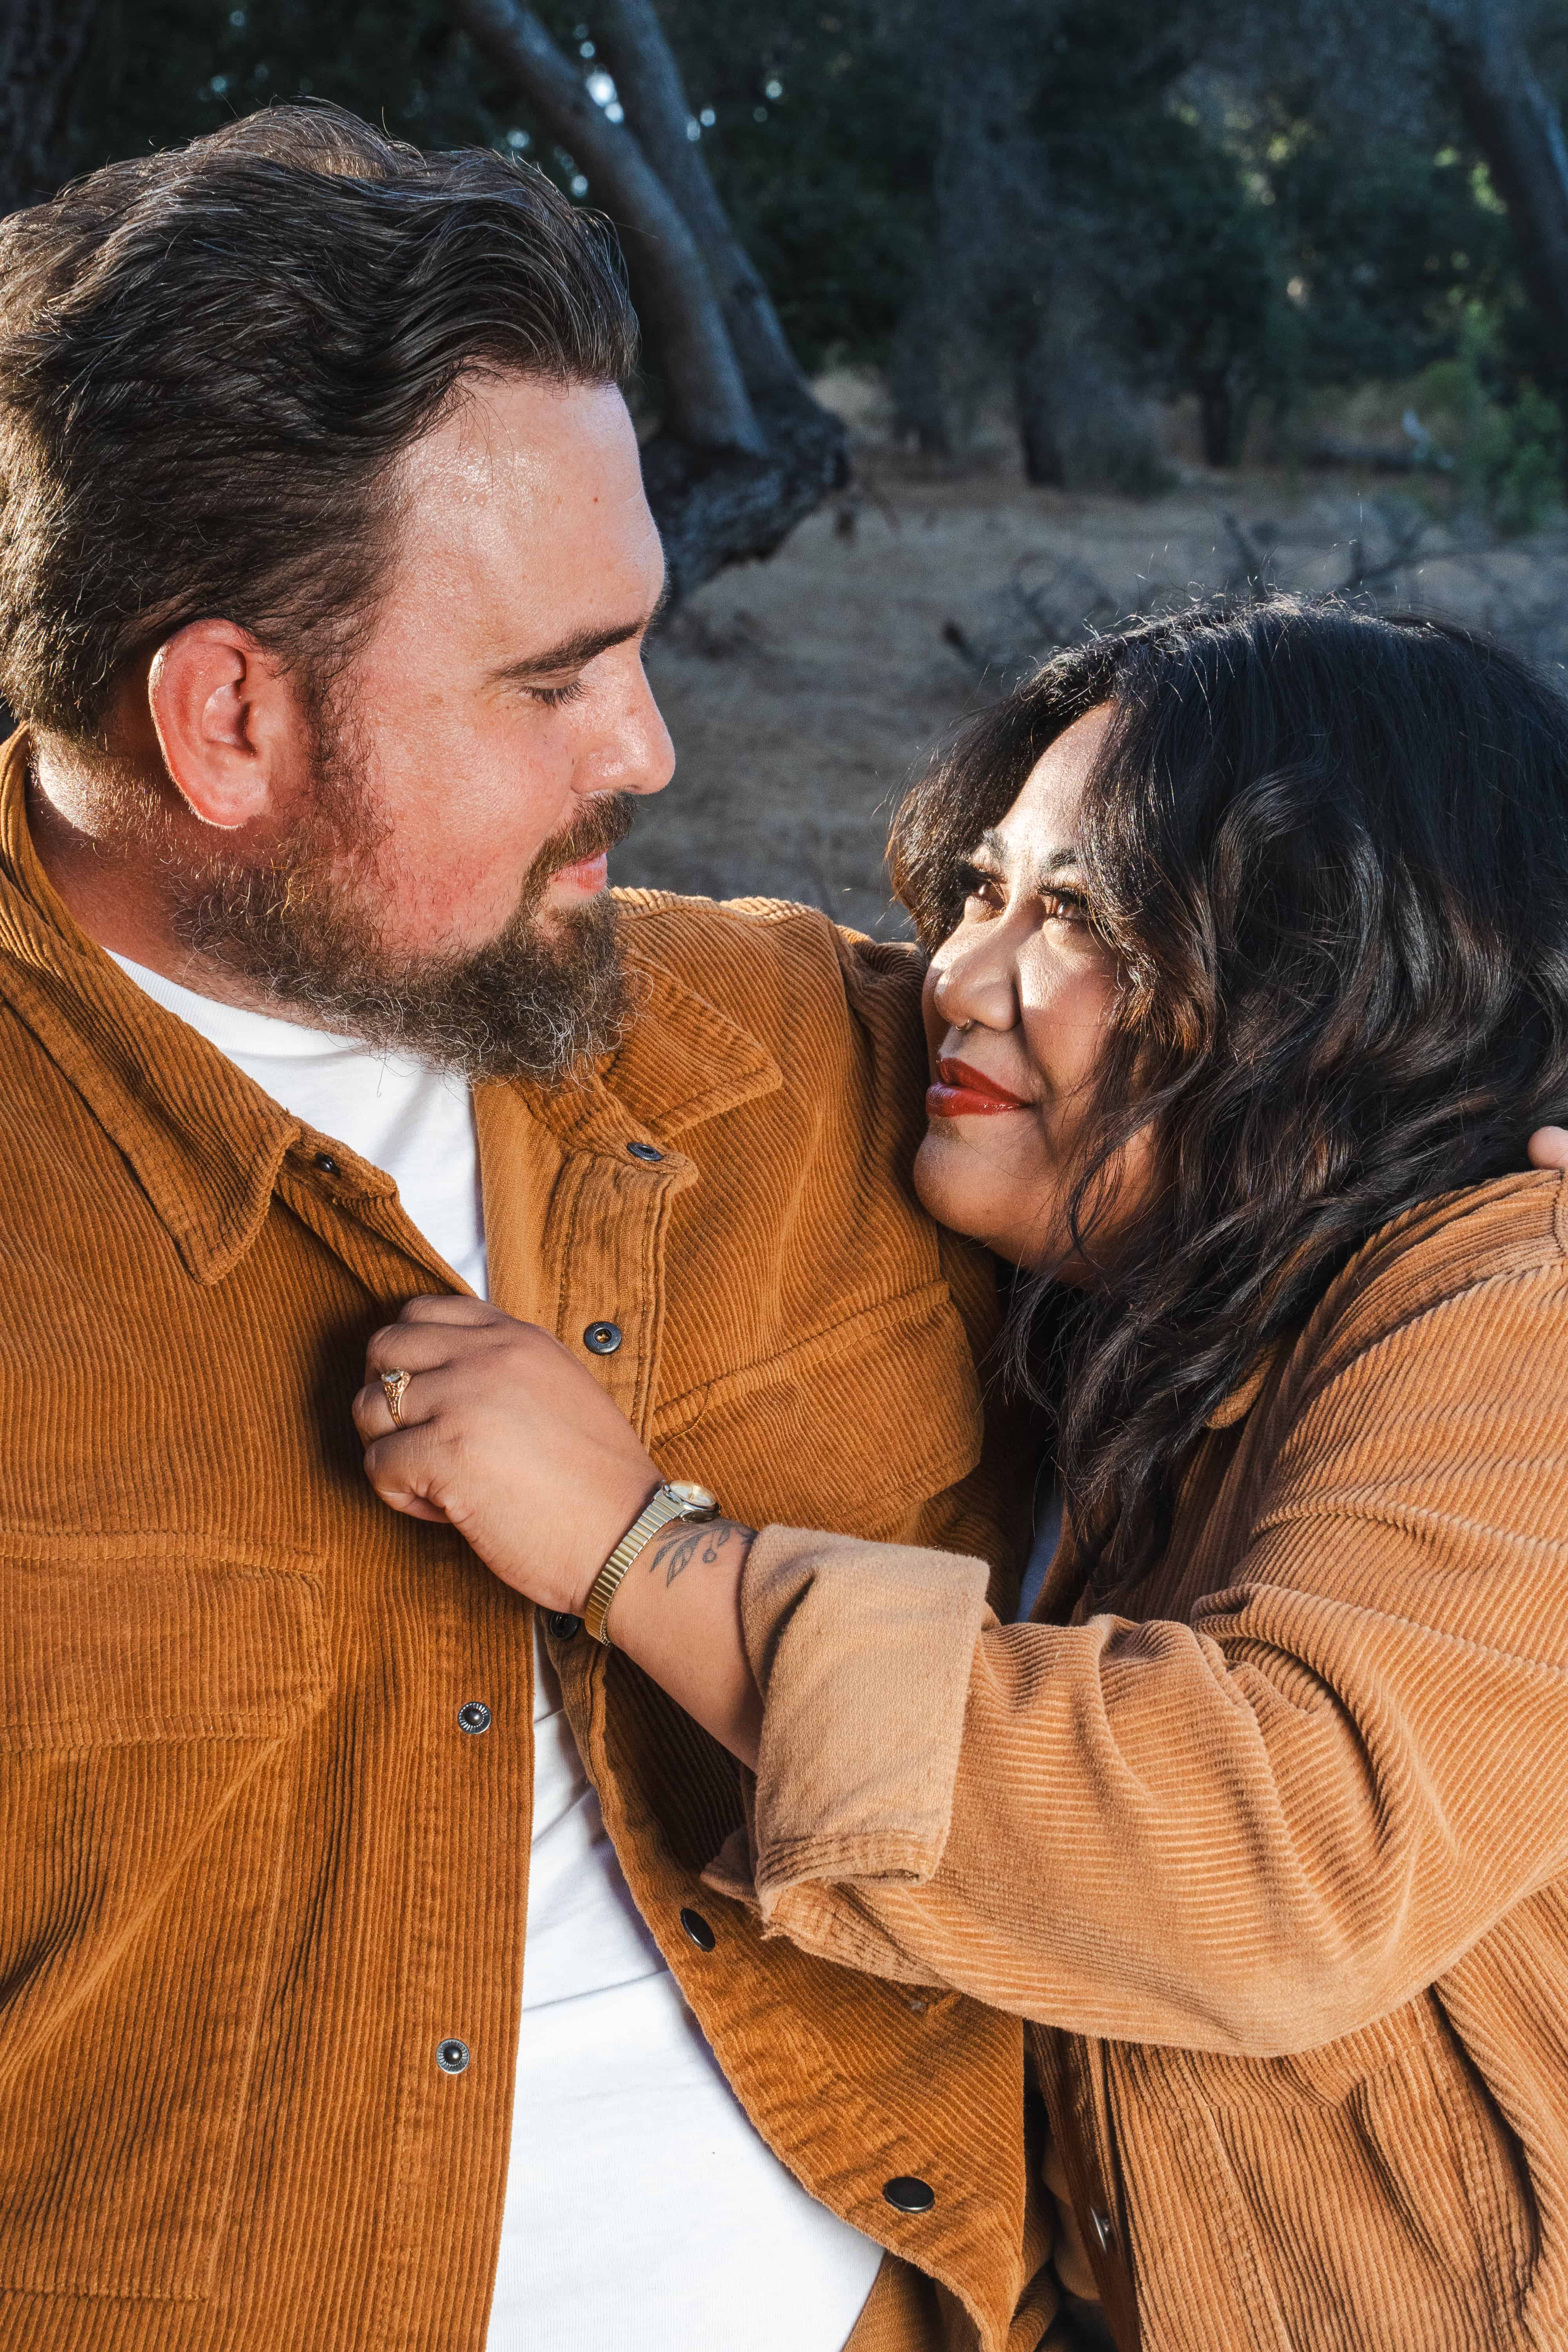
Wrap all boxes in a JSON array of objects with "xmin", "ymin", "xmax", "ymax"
[{"xmin": 381, "ymin": 1368, "xmax": 412, "ymax": 1428}]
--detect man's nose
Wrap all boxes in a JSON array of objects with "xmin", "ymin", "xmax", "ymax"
[{"xmin": 595, "ymin": 661, "xmax": 675, "ymax": 800}]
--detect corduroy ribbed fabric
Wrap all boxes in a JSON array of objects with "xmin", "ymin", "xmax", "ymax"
[
  {"xmin": 0, "ymin": 732, "xmax": 1054, "ymax": 2352},
  {"xmin": 726, "ymin": 1170, "xmax": 1568, "ymax": 2352}
]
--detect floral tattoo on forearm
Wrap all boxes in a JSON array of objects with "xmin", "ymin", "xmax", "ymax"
[{"xmin": 645, "ymin": 1517, "xmax": 756, "ymax": 1588}]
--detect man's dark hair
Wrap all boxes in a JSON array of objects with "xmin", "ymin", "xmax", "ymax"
[
  {"xmin": 0, "ymin": 105, "xmax": 638, "ymax": 739},
  {"xmin": 892, "ymin": 595, "xmax": 1568, "ymax": 1594}
]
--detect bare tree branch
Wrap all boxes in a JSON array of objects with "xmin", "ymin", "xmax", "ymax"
[{"xmin": 450, "ymin": 0, "xmax": 766, "ymax": 454}]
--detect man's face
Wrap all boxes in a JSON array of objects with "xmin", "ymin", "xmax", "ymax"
[
  {"xmin": 343, "ymin": 374, "xmax": 672, "ymax": 959},
  {"xmin": 171, "ymin": 374, "xmax": 673, "ymax": 1079}
]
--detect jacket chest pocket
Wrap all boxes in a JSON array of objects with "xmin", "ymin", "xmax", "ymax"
[
  {"xmin": 0, "ymin": 1533, "xmax": 329, "ymax": 2301},
  {"xmin": 649, "ymin": 1279, "xmax": 984, "ymax": 1537}
]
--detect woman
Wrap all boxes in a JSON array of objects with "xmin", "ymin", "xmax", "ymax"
[{"xmin": 354, "ymin": 598, "xmax": 1568, "ymax": 2351}]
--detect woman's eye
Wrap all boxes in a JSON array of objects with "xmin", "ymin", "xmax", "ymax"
[
  {"xmin": 958, "ymin": 866, "xmax": 1005, "ymax": 916},
  {"xmin": 1040, "ymin": 888, "xmax": 1090, "ymax": 929}
]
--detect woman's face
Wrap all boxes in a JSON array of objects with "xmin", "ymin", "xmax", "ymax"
[{"xmin": 914, "ymin": 704, "xmax": 1152, "ymax": 1275}]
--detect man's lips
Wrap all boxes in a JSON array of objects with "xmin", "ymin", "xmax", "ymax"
[
  {"xmin": 548, "ymin": 851, "xmax": 610, "ymax": 893},
  {"xmin": 926, "ymin": 1057, "xmax": 1033, "ymax": 1118}
]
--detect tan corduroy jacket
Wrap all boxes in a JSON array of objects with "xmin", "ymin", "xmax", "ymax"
[
  {"xmin": 0, "ymin": 733, "xmax": 1053, "ymax": 2352},
  {"xmin": 723, "ymin": 1171, "xmax": 1568, "ymax": 2352}
]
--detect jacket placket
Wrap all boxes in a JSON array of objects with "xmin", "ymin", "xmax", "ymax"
[{"xmin": 267, "ymin": 1157, "xmax": 546, "ymax": 2352}]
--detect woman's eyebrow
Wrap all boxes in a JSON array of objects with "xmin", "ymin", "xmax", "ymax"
[{"xmin": 975, "ymin": 829, "xmax": 1082, "ymax": 885}]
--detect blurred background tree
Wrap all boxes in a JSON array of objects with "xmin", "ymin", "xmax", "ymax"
[{"xmin": 10, "ymin": 0, "xmax": 1568, "ymax": 554}]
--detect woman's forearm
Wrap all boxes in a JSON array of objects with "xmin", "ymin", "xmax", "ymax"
[{"xmin": 603, "ymin": 1514, "xmax": 763, "ymax": 1769}]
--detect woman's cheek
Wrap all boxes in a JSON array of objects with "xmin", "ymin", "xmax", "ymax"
[{"xmin": 913, "ymin": 1119, "xmax": 1062, "ymax": 1262}]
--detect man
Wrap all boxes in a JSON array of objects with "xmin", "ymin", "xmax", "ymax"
[{"xmin": 0, "ymin": 107, "xmax": 1055, "ymax": 2352}]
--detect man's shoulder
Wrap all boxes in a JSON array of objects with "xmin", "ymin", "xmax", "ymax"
[{"xmin": 613, "ymin": 887, "xmax": 924, "ymax": 1061}]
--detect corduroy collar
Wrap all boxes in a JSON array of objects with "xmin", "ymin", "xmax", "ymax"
[{"xmin": 0, "ymin": 730, "xmax": 781, "ymax": 1282}]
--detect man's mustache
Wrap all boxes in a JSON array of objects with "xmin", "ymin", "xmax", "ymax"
[{"xmin": 532, "ymin": 791, "xmax": 638, "ymax": 887}]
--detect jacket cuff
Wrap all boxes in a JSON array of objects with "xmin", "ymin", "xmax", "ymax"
[{"xmin": 739, "ymin": 1523, "xmax": 992, "ymax": 1920}]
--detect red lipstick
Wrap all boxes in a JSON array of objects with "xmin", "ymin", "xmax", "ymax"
[{"xmin": 926, "ymin": 1057, "xmax": 1033, "ymax": 1119}]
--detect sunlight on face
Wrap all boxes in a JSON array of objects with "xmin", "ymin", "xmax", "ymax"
[
  {"xmin": 342, "ymin": 375, "xmax": 673, "ymax": 960},
  {"xmin": 914, "ymin": 704, "xmax": 1154, "ymax": 1275}
]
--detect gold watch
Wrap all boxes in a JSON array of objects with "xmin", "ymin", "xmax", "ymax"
[{"xmin": 582, "ymin": 1480, "xmax": 720, "ymax": 1646}]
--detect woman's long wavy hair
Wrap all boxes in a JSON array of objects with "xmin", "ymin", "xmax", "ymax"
[{"xmin": 891, "ymin": 597, "xmax": 1568, "ymax": 1596}]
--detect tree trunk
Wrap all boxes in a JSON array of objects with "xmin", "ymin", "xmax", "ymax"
[
  {"xmin": 889, "ymin": 0, "xmax": 1045, "ymax": 463},
  {"xmin": 592, "ymin": 0, "xmax": 808, "ymax": 409},
  {"xmin": 1199, "ymin": 375, "xmax": 1236, "ymax": 467},
  {"xmin": 590, "ymin": 0, "xmax": 847, "ymax": 585},
  {"xmin": 451, "ymin": 0, "xmax": 764, "ymax": 456},
  {"xmin": 1437, "ymin": 0, "xmax": 1568, "ymax": 400},
  {"xmin": 888, "ymin": 282, "xmax": 958, "ymax": 457},
  {"xmin": 0, "ymin": 0, "xmax": 101, "ymax": 216},
  {"xmin": 449, "ymin": 0, "xmax": 847, "ymax": 602},
  {"xmin": 1014, "ymin": 325, "xmax": 1067, "ymax": 486}
]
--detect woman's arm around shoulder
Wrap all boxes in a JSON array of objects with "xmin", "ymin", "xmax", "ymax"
[{"xmin": 733, "ymin": 1170, "xmax": 1568, "ymax": 2053}]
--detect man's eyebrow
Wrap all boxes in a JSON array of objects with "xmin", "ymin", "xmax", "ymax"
[{"xmin": 488, "ymin": 580, "xmax": 669, "ymax": 682}]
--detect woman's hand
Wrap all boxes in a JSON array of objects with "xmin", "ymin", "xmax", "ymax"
[
  {"xmin": 354, "ymin": 1296, "xmax": 764, "ymax": 1764},
  {"xmin": 353, "ymin": 1296, "xmax": 661, "ymax": 1617}
]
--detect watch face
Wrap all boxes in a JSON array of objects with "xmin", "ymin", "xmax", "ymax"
[{"xmin": 665, "ymin": 1480, "xmax": 719, "ymax": 1512}]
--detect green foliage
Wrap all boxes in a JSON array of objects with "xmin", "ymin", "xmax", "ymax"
[
  {"xmin": 65, "ymin": 0, "xmax": 933, "ymax": 372},
  {"xmin": 1416, "ymin": 309, "xmax": 1563, "ymax": 536},
  {"xmin": 1264, "ymin": 137, "xmax": 1515, "ymax": 388},
  {"xmin": 653, "ymin": 2, "xmax": 936, "ymax": 371},
  {"xmin": 67, "ymin": 2, "xmax": 481, "ymax": 170},
  {"xmin": 48, "ymin": 0, "xmax": 1568, "ymax": 483},
  {"xmin": 1039, "ymin": 51, "xmax": 1291, "ymax": 464},
  {"xmin": 63, "ymin": 0, "xmax": 604, "ymax": 199}
]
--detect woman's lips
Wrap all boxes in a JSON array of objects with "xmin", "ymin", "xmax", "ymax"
[{"xmin": 926, "ymin": 1057, "xmax": 1033, "ymax": 1119}]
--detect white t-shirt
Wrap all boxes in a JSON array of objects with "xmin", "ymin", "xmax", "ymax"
[{"xmin": 111, "ymin": 955, "xmax": 883, "ymax": 2352}]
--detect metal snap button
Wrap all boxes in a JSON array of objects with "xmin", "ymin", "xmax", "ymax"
[
  {"xmin": 680, "ymin": 1907, "xmax": 717, "ymax": 1951},
  {"xmin": 314, "ymin": 1152, "xmax": 338, "ymax": 1175},
  {"xmin": 545, "ymin": 1612, "xmax": 581, "ymax": 1641},
  {"xmin": 457, "ymin": 1701, "xmax": 491, "ymax": 1735},
  {"xmin": 584, "ymin": 1321, "xmax": 623, "ymax": 1356},
  {"xmin": 882, "ymin": 2175, "xmax": 935, "ymax": 2213},
  {"xmin": 436, "ymin": 2038, "xmax": 470, "ymax": 2074},
  {"xmin": 626, "ymin": 1140, "xmax": 664, "ymax": 1163},
  {"xmin": 1091, "ymin": 2207, "xmax": 1115, "ymax": 2251}
]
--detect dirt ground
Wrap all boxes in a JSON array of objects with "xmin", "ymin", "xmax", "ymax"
[{"xmin": 619, "ymin": 432, "xmax": 1568, "ymax": 938}]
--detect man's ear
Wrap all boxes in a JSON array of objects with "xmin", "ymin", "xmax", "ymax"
[{"xmin": 147, "ymin": 619, "xmax": 302, "ymax": 831}]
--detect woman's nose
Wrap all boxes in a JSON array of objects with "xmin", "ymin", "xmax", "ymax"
[{"xmin": 932, "ymin": 934, "xmax": 1018, "ymax": 1033}]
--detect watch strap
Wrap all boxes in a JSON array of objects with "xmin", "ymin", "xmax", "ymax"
[{"xmin": 583, "ymin": 1487, "xmax": 704, "ymax": 1645}]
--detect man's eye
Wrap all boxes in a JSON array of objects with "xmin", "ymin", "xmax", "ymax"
[{"xmin": 526, "ymin": 676, "xmax": 588, "ymax": 708}]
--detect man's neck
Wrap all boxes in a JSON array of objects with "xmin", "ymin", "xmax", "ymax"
[{"xmin": 27, "ymin": 742, "xmax": 325, "ymax": 1024}]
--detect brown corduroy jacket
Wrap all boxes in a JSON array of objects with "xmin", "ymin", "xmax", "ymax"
[
  {"xmin": 0, "ymin": 734, "xmax": 1053, "ymax": 2352},
  {"xmin": 721, "ymin": 1170, "xmax": 1568, "ymax": 2352}
]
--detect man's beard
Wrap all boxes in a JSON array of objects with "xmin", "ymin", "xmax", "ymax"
[{"xmin": 166, "ymin": 718, "xmax": 637, "ymax": 1086}]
